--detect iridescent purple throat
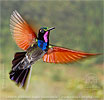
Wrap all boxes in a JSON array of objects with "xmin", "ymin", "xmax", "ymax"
[{"xmin": 43, "ymin": 31, "xmax": 48, "ymax": 42}]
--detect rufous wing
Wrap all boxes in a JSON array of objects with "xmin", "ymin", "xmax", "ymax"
[
  {"xmin": 10, "ymin": 10, "xmax": 37, "ymax": 50},
  {"xmin": 43, "ymin": 46, "xmax": 100, "ymax": 63}
]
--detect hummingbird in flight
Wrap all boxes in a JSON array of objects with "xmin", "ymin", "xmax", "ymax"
[{"xmin": 9, "ymin": 11, "xmax": 100, "ymax": 89}]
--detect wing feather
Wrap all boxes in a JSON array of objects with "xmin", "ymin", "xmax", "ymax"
[
  {"xmin": 43, "ymin": 46, "xmax": 100, "ymax": 63},
  {"xmin": 10, "ymin": 10, "xmax": 37, "ymax": 50}
]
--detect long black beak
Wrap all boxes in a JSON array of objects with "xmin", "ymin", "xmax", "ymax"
[{"xmin": 48, "ymin": 27, "xmax": 55, "ymax": 31}]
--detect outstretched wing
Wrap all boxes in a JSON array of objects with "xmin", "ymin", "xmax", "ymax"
[
  {"xmin": 10, "ymin": 10, "xmax": 37, "ymax": 50},
  {"xmin": 43, "ymin": 46, "xmax": 99, "ymax": 63}
]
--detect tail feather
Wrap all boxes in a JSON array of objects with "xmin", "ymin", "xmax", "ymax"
[
  {"xmin": 20, "ymin": 68, "xmax": 31, "ymax": 88},
  {"xmin": 12, "ymin": 52, "xmax": 26, "ymax": 69},
  {"xmin": 12, "ymin": 57, "xmax": 24, "ymax": 68},
  {"xmin": 9, "ymin": 67, "xmax": 31, "ymax": 89},
  {"xmin": 14, "ymin": 52, "xmax": 26, "ymax": 58},
  {"xmin": 9, "ymin": 52, "xmax": 32, "ymax": 89}
]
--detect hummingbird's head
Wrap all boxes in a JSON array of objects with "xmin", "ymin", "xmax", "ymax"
[{"xmin": 38, "ymin": 27, "xmax": 55, "ymax": 42}]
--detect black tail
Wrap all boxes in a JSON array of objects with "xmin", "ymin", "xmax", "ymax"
[{"xmin": 9, "ymin": 52, "xmax": 32, "ymax": 89}]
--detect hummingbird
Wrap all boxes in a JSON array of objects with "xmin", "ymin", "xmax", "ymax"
[{"xmin": 9, "ymin": 11, "xmax": 100, "ymax": 89}]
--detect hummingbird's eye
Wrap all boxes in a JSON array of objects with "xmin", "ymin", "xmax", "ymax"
[
  {"xmin": 40, "ymin": 29, "xmax": 44, "ymax": 33},
  {"xmin": 40, "ymin": 29, "xmax": 42, "ymax": 32}
]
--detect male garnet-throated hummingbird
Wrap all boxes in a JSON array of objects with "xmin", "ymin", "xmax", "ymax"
[{"xmin": 9, "ymin": 11, "xmax": 100, "ymax": 89}]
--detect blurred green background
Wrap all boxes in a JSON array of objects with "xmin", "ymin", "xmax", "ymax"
[{"xmin": 0, "ymin": 0, "xmax": 103, "ymax": 100}]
